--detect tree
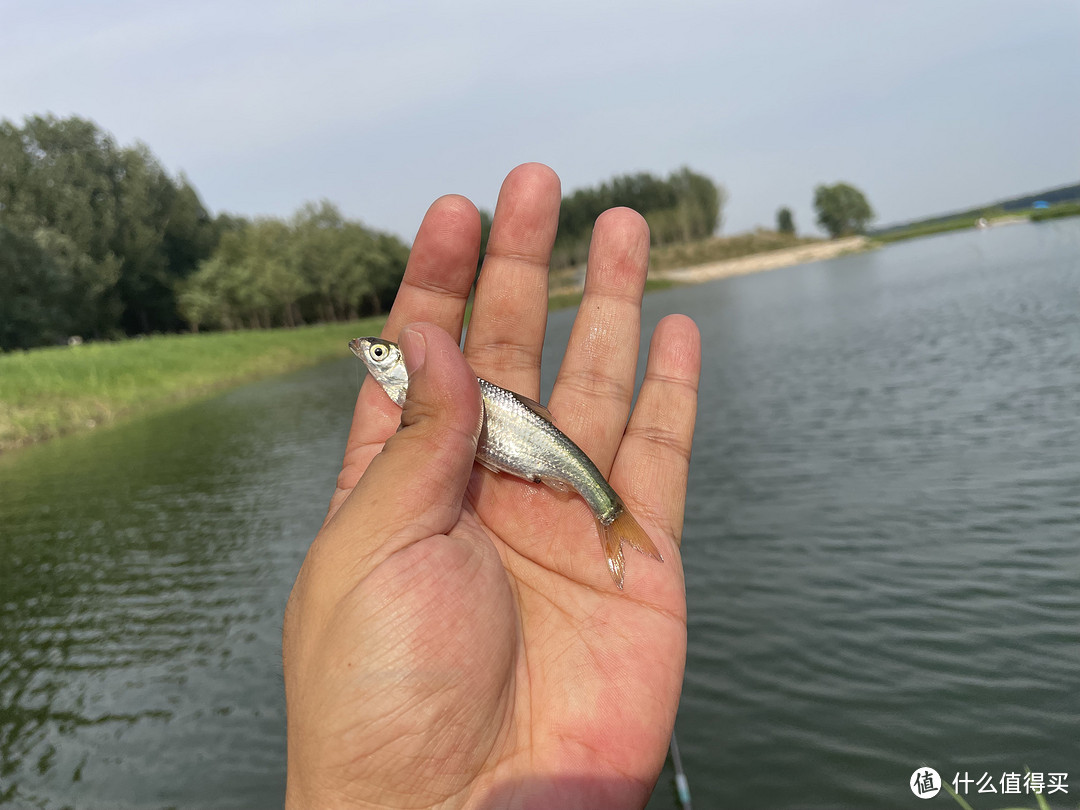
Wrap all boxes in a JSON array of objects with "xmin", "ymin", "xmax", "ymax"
[
  {"xmin": 177, "ymin": 201, "xmax": 409, "ymax": 333},
  {"xmin": 291, "ymin": 200, "xmax": 408, "ymax": 322},
  {"xmin": 0, "ymin": 224, "xmax": 75, "ymax": 350},
  {"xmin": 177, "ymin": 253, "xmax": 234, "ymax": 332},
  {"xmin": 0, "ymin": 114, "xmax": 221, "ymax": 346},
  {"xmin": 1, "ymin": 116, "xmax": 126, "ymax": 338},
  {"xmin": 813, "ymin": 182, "xmax": 874, "ymax": 238},
  {"xmin": 668, "ymin": 166, "xmax": 724, "ymax": 239},
  {"xmin": 776, "ymin": 207, "xmax": 795, "ymax": 235}
]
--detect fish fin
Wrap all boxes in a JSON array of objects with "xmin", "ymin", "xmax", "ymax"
[
  {"xmin": 597, "ymin": 508, "xmax": 664, "ymax": 588},
  {"xmin": 539, "ymin": 476, "xmax": 573, "ymax": 493},
  {"xmin": 475, "ymin": 456, "xmax": 502, "ymax": 474},
  {"xmin": 597, "ymin": 519, "xmax": 627, "ymax": 589},
  {"xmin": 618, "ymin": 508, "xmax": 664, "ymax": 562},
  {"xmin": 510, "ymin": 391, "xmax": 555, "ymax": 424}
]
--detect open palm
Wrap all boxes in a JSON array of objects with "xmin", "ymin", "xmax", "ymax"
[{"xmin": 284, "ymin": 164, "xmax": 701, "ymax": 809}]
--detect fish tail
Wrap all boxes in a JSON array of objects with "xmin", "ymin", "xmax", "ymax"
[{"xmin": 597, "ymin": 507, "xmax": 663, "ymax": 589}]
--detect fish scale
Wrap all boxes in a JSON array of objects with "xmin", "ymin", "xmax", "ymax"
[{"xmin": 476, "ymin": 379, "xmax": 620, "ymax": 524}]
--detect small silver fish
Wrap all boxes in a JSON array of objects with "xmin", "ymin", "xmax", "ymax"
[{"xmin": 349, "ymin": 336, "xmax": 662, "ymax": 588}]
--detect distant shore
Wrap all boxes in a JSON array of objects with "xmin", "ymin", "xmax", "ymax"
[{"xmin": 650, "ymin": 236, "xmax": 869, "ymax": 284}]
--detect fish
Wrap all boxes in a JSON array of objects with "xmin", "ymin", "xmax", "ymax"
[{"xmin": 349, "ymin": 336, "xmax": 662, "ymax": 588}]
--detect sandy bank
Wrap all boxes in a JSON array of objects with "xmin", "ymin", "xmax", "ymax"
[{"xmin": 651, "ymin": 235, "xmax": 869, "ymax": 284}]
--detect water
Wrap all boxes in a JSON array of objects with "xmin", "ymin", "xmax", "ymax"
[{"xmin": 2, "ymin": 219, "xmax": 1079, "ymax": 808}]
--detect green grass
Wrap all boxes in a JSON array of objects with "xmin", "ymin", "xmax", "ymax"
[
  {"xmin": 873, "ymin": 215, "xmax": 992, "ymax": 244},
  {"xmin": 1030, "ymin": 201, "xmax": 1080, "ymax": 222},
  {"xmin": 0, "ymin": 318, "xmax": 384, "ymax": 451}
]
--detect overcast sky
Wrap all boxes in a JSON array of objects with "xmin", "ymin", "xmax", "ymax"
[{"xmin": 4, "ymin": 0, "xmax": 1078, "ymax": 240}]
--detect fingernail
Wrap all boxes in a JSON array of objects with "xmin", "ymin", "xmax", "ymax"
[{"xmin": 399, "ymin": 327, "xmax": 426, "ymax": 376}]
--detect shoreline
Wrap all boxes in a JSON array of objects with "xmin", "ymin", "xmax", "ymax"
[{"xmin": 650, "ymin": 235, "xmax": 869, "ymax": 284}]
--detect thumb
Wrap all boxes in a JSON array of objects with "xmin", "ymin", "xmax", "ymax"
[{"xmin": 334, "ymin": 322, "xmax": 483, "ymax": 544}]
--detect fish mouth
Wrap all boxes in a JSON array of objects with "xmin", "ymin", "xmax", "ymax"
[{"xmin": 348, "ymin": 338, "xmax": 365, "ymax": 358}]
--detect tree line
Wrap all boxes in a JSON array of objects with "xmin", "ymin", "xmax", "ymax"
[
  {"xmin": 0, "ymin": 115, "xmax": 410, "ymax": 350},
  {"xmin": 176, "ymin": 203, "xmax": 408, "ymax": 332},
  {"xmin": 1, "ymin": 116, "xmax": 225, "ymax": 350},
  {"xmin": 550, "ymin": 167, "xmax": 726, "ymax": 268},
  {"xmin": 1, "ymin": 115, "xmax": 733, "ymax": 351}
]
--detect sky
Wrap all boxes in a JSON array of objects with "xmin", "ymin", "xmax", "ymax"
[{"xmin": 3, "ymin": 0, "xmax": 1079, "ymax": 241}]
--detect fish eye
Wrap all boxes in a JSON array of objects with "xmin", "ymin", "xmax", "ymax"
[{"xmin": 371, "ymin": 344, "xmax": 387, "ymax": 360}]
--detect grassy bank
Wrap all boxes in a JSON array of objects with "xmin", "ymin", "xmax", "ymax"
[
  {"xmin": 547, "ymin": 230, "xmax": 815, "ymax": 299},
  {"xmin": 648, "ymin": 230, "xmax": 820, "ymax": 271},
  {"xmin": 875, "ymin": 200, "xmax": 1080, "ymax": 244},
  {"xmin": 1031, "ymin": 200, "xmax": 1080, "ymax": 222},
  {"xmin": 873, "ymin": 216, "xmax": 989, "ymax": 244},
  {"xmin": 0, "ymin": 318, "xmax": 384, "ymax": 451}
]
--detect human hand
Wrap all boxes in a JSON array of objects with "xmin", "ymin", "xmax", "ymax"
[{"xmin": 283, "ymin": 163, "xmax": 701, "ymax": 809}]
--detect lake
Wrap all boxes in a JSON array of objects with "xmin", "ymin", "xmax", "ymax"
[{"xmin": 2, "ymin": 218, "xmax": 1079, "ymax": 808}]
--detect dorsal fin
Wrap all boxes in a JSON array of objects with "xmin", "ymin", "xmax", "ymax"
[{"xmin": 510, "ymin": 391, "xmax": 555, "ymax": 424}]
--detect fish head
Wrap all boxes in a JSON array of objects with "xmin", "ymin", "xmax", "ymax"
[{"xmin": 349, "ymin": 337, "xmax": 408, "ymax": 406}]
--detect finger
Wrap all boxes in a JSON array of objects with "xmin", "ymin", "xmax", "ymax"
[
  {"xmin": 548, "ymin": 208, "xmax": 650, "ymax": 474},
  {"xmin": 381, "ymin": 195, "xmax": 481, "ymax": 343},
  {"xmin": 335, "ymin": 196, "xmax": 480, "ymax": 503},
  {"xmin": 464, "ymin": 163, "xmax": 561, "ymax": 399},
  {"xmin": 319, "ymin": 323, "xmax": 484, "ymax": 579},
  {"xmin": 612, "ymin": 314, "xmax": 701, "ymax": 547}
]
